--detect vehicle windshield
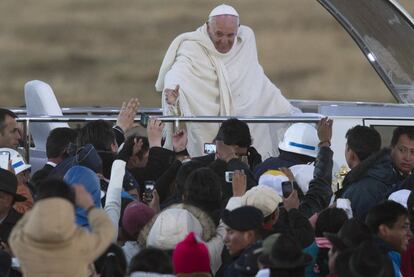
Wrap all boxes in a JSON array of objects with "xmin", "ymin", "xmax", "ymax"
[{"xmin": 321, "ymin": 0, "xmax": 414, "ymax": 103}]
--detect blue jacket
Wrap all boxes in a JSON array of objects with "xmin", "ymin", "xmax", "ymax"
[{"xmin": 64, "ymin": 166, "xmax": 102, "ymax": 227}]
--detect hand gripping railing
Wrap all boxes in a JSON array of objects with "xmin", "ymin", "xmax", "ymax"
[{"xmin": 17, "ymin": 114, "xmax": 322, "ymax": 161}]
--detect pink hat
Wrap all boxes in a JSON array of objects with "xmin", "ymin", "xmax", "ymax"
[
  {"xmin": 172, "ymin": 232, "xmax": 210, "ymax": 274},
  {"xmin": 122, "ymin": 201, "xmax": 155, "ymax": 238}
]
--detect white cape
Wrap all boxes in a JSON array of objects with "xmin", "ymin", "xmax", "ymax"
[{"xmin": 156, "ymin": 24, "xmax": 300, "ymax": 158}]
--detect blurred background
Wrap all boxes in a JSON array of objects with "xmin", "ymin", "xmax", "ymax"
[{"xmin": 1, "ymin": 0, "xmax": 413, "ymax": 108}]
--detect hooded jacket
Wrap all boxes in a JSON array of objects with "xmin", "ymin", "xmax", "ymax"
[
  {"xmin": 9, "ymin": 197, "xmax": 115, "ymax": 277},
  {"xmin": 337, "ymin": 148, "xmax": 395, "ymax": 220},
  {"xmin": 138, "ymin": 203, "xmax": 225, "ymax": 274},
  {"xmin": 64, "ymin": 166, "xmax": 102, "ymax": 227}
]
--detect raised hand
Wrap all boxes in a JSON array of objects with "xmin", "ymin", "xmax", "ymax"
[
  {"xmin": 147, "ymin": 119, "xmax": 165, "ymax": 148},
  {"xmin": 232, "ymin": 170, "xmax": 247, "ymax": 197},
  {"xmin": 283, "ymin": 190, "xmax": 300, "ymax": 211},
  {"xmin": 317, "ymin": 117, "xmax": 333, "ymax": 146},
  {"xmin": 74, "ymin": 185, "xmax": 94, "ymax": 210},
  {"xmin": 116, "ymin": 98, "xmax": 140, "ymax": 133},
  {"xmin": 172, "ymin": 129, "xmax": 188, "ymax": 152},
  {"xmin": 279, "ymin": 167, "xmax": 295, "ymax": 182}
]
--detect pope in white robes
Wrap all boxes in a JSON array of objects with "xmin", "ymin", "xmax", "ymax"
[{"xmin": 155, "ymin": 4, "xmax": 300, "ymax": 158}]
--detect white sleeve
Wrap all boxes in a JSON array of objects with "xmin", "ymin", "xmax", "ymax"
[{"xmin": 104, "ymin": 159, "xmax": 126, "ymax": 241}]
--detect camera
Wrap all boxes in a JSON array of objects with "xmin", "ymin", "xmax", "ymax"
[
  {"xmin": 143, "ymin": 180, "xmax": 155, "ymax": 201},
  {"xmin": 281, "ymin": 181, "xmax": 293, "ymax": 198},
  {"xmin": 225, "ymin": 171, "xmax": 234, "ymax": 183},
  {"xmin": 140, "ymin": 113, "xmax": 150, "ymax": 128},
  {"xmin": 0, "ymin": 151, "xmax": 10, "ymax": 170},
  {"xmin": 204, "ymin": 143, "xmax": 216, "ymax": 154}
]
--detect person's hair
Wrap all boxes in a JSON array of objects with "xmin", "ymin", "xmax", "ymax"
[
  {"xmin": 207, "ymin": 159, "xmax": 230, "ymax": 202},
  {"xmin": 365, "ymin": 200, "xmax": 408, "ymax": 234},
  {"xmin": 35, "ymin": 178, "xmax": 75, "ymax": 205},
  {"xmin": 315, "ymin": 208, "xmax": 348, "ymax": 237},
  {"xmin": 215, "ymin": 118, "xmax": 252, "ymax": 147},
  {"xmin": 77, "ymin": 120, "xmax": 115, "ymax": 151},
  {"xmin": 46, "ymin": 127, "xmax": 77, "ymax": 159},
  {"xmin": 335, "ymin": 241, "xmax": 394, "ymax": 277},
  {"xmin": 94, "ymin": 243, "xmax": 127, "ymax": 277},
  {"xmin": 314, "ymin": 208, "xmax": 348, "ymax": 276},
  {"xmin": 134, "ymin": 136, "xmax": 149, "ymax": 160},
  {"xmin": 175, "ymin": 160, "xmax": 204, "ymax": 195},
  {"xmin": 183, "ymin": 167, "xmax": 222, "ymax": 217},
  {"xmin": 391, "ymin": 126, "xmax": 414, "ymax": 147},
  {"xmin": 0, "ymin": 108, "xmax": 17, "ymax": 134},
  {"xmin": 345, "ymin": 125, "xmax": 381, "ymax": 161},
  {"xmin": 269, "ymin": 267, "xmax": 306, "ymax": 277},
  {"xmin": 128, "ymin": 248, "xmax": 173, "ymax": 274}
]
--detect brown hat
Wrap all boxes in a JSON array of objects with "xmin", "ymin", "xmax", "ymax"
[{"xmin": 0, "ymin": 168, "xmax": 26, "ymax": 202}]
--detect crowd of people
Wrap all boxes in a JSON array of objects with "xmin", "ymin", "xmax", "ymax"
[{"xmin": 0, "ymin": 100, "xmax": 414, "ymax": 277}]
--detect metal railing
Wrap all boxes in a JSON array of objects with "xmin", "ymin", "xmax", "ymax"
[{"xmin": 16, "ymin": 114, "xmax": 322, "ymax": 161}]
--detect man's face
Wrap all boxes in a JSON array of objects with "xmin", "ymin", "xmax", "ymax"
[
  {"xmin": 380, "ymin": 215, "xmax": 411, "ymax": 253},
  {"xmin": 0, "ymin": 191, "xmax": 13, "ymax": 215},
  {"xmin": 207, "ymin": 15, "xmax": 238, "ymax": 53},
  {"xmin": 224, "ymin": 227, "xmax": 253, "ymax": 256},
  {"xmin": 0, "ymin": 115, "xmax": 21, "ymax": 149},
  {"xmin": 391, "ymin": 134, "xmax": 414, "ymax": 175}
]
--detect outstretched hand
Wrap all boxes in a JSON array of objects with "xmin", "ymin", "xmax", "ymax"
[
  {"xmin": 283, "ymin": 190, "xmax": 300, "ymax": 211},
  {"xmin": 116, "ymin": 98, "xmax": 140, "ymax": 133},
  {"xmin": 172, "ymin": 129, "xmax": 188, "ymax": 152},
  {"xmin": 74, "ymin": 185, "xmax": 94, "ymax": 210},
  {"xmin": 232, "ymin": 170, "xmax": 247, "ymax": 197},
  {"xmin": 279, "ymin": 167, "xmax": 295, "ymax": 182},
  {"xmin": 317, "ymin": 117, "xmax": 333, "ymax": 146},
  {"xmin": 147, "ymin": 119, "xmax": 165, "ymax": 148}
]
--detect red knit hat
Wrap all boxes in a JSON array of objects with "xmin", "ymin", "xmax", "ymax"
[{"xmin": 173, "ymin": 232, "xmax": 211, "ymax": 274}]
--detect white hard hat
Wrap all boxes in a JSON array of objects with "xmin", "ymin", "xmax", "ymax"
[
  {"xmin": 0, "ymin": 148, "xmax": 31, "ymax": 175},
  {"xmin": 278, "ymin": 123, "xmax": 319, "ymax": 158}
]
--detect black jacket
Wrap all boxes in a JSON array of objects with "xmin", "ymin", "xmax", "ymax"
[
  {"xmin": 0, "ymin": 208, "xmax": 22, "ymax": 243},
  {"xmin": 336, "ymin": 148, "xmax": 395, "ymax": 220},
  {"xmin": 297, "ymin": 146, "xmax": 334, "ymax": 218},
  {"xmin": 130, "ymin": 146, "xmax": 176, "ymax": 193}
]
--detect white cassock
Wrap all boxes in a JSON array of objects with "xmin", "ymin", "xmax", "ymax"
[{"xmin": 155, "ymin": 24, "xmax": 301, "ymax": 158}]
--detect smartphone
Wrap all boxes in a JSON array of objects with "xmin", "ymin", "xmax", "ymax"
[
  {"xmin": 204, "ymin": 143, "xmax": 216, "ymax": 154},
  {"xmin": 140, "ymin": 113, "xmax": 150, "ymax": 128},
  {"xmin": 281, "ymin": 181, "xmax": 293, "ymax": 198},
  {"xmin": 0, "ymin": 151, "xmax": 10, "ymax": 170},
  {"xmin": 225, "ymin": 171, "xmax": 234, "ymax": 183},
  {"xmin": 143, "ymin": 180, "xmax": 155, "ymax": 201}
]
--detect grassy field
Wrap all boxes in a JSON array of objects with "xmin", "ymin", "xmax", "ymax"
[{"xmin": 1, "ymin": 0, "xmax": 413, "ymax": 108}]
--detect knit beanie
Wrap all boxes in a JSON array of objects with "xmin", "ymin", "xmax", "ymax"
[
  {"xmin": 172, "ymin": 232, "xmax": 210, "ymax": 274},
  {"xmin": 122, "ymin": 201, "xmax": 155, "ymax": 238}
]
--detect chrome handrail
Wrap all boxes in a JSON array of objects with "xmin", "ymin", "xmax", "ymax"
[{"xmin": 17, "ymin": 114, "xmax": 322, "ymax": 161}]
